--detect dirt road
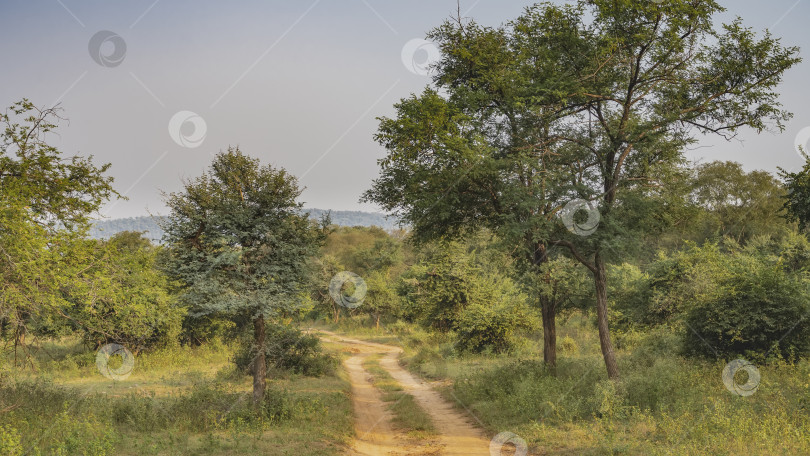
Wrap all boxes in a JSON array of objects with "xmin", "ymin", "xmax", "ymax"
[{"xmin": 317, "ymin": 330, "xmax": 493, "ymax": 456}]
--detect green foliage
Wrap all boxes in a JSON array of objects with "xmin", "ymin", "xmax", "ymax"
[
  {"xmin": 166, "ymin": 381, "xmax": 293, "ymax": 427},
  {"xmin": 609, "ymin": 244, "xmax": 731, "ymax": 327},
  {"xmin": 179, "ymin": 314, "xmax": 236, "ymax": 346},
  {"xmin": 364, "ymin": 0, "xmax": 800, "ymax": 257},
  {"xmin": 162, "ymin": 147, "xmax": 326, "ymax": 322},
  {"xmin": 684, "ymin": 262, "xmax": 810, "ymax": 361},
  {"xmin": 688, "ymin": 161, "xmax": 789, "ymax": 244},
  {"xmin": 362, "ymin": 270, "xmax": 400, "ymax": 327},
  {"xmin": 161, "ymin": 147, "xmax": 328, "ymax": 402},
  {"xmin": 0, "ymin": 100, "xmax": 118, "ymax": 229},
  {"xmin": 65, "ymin": 232, "xmax": 183, "ymax": 351},
  {"xmin": 352, "ymin": 237, "xmax": 404, "ymax": 273},
  {"xmin": 0, "ymin": 424, "xmax": 22, "ymax": 456},
  {"xmin": 454, "ymin": 300, "xmax": 535, "ymax": 354},
  {"xmin": 233, "ymin": 324, "xmax": 336, "ymax": 377},
  {"xmin": 363, "ymin": 0, "xmax": 800, "ymax": 378},
  {"xmin": 39, "ymin": 407, "xmax": 117, "ymax": 456},
  {"xmin": 310, "ymin": 254, "xmax": 346, "ymax": 322},
  {"xmin": 320, "ymin": 226, "xmax": 398, "ymax": 272},
  {"xmin": 426, "ymin": 314, "xmax": 810, "ymax": 454},
  {"xmin": 606, "ymin": 235, "xmax": 810, "ymax": 360},
  {"xmin": 781, "ymin": 153, "xmax": 810, "ymax": 231},
  {"xmin": 309, "ymin": 227, "xmax": 411, "ymax": 325},
  {"xmin": 521, "ymin": 255, "xmax": 593, "ymax": 313},
  {"xmin": 393, "ymin": 238, "xmax": 535, "ymax": 352},
  {"xmin": 0, "ymin": 100, "xmax": 119, "ymax": 356},
  {"xmin": 396, "ymin": 241, "xmax": 492, "ymax": 331}
]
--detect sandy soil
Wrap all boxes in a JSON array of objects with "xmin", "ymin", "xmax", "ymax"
[{"xmin": 318, "ymin": 330, "xmax": 493, "ymax": 456}]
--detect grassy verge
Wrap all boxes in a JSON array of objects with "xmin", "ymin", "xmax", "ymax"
[
  {"xmin": 362, "ymin": 355, "xmax": 436, "ymax": 438},
  {"xmin": 0, "ymin": 338, "xmax": 353, "ymax": 456},
  {"xmin": 395, "ymin": 314, "xmax": 810, "ymax": 455}
]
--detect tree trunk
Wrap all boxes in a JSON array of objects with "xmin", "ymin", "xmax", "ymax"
[
  {"xmin": 540, "ymin": 294, "xmax": 557, "ymax": 373},
  {"xmin": 533, "ymin": 242, "xmax": 558, "ymax": 373},
  {"xmin": 375, "ymin": 313, "xmax": 380, "ymax": 329},
  {"xmin": 252, "ymin": 315, "xmax": 267, "ymax": 405},
  {"xmin": 593, "ymin": 252, "xmax": 620, "ymax": 380}
]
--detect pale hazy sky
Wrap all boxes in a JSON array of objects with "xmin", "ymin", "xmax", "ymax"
[{"xmin": 1, "ymin": 0, "xmax": 808, "ymax": 219}]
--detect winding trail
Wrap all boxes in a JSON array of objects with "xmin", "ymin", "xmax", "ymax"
[{"xmin": 318, "ymin": 330, "xmax": 492, "ymax": 456}]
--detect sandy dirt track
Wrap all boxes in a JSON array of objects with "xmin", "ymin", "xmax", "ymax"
[{"xmin": 317, "ymin": 330, "xmax": 493, "ymax": 456}]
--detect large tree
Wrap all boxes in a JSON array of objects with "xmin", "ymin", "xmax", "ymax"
[
  {"xmin": 364, "ymin": 1, "xmax": 799, "ymax": 378},
  {"xmin": 162, "ymin": 147, "xmax": 325, "ymax": 403}
]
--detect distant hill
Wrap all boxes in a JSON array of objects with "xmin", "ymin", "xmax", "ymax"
[{"xmin": 89, "ymin": 209, "xmax": 401, "ymax": 241}]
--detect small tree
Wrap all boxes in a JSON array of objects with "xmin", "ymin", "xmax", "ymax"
[
  {"xmin": 363, "ymin": 270, "xmax": 400, "ymax": 329},
  {"xmin": 162, "ymin": 147, "xmax": 325, "ymax": 404},
  {"xmin": 354, "ymin": 238, "xmax": 404, "ymax": 327},
  {"xmin": 0, "ymin": 99, "xmax": 118, "ymax": 357}
]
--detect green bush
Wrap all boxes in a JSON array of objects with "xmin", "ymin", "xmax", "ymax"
[
  {"xmin": 233, "ymin": 324, "xmax": 337, "ymax": 377},
  {"xmin": 454, "ymin": 301, "xmax": 534, "ymax": 353},
  {"xmin": 67, "ymin": 231, "xmax": 185, "ymax": 352},
  {"xmin": 0, "ymin": 424, "xmax": 22, "ymax": 456},
  {"xmin": 684, "ymin": 263, "xmax": 810, "ymax": 361},
  {"xmin": 613, "ymin": 237, "xmax": 810, "ymax": 362},
  {"xmin": 609, "ymin": 244, "xmax": 731, "ymax": 328}
]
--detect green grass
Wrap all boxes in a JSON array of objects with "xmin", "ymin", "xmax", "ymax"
[
  {"xmin": 396, "ymin": 314, "xmax": 810, "ymax": 455},
  {"xmin": 362, "ymin": 355, "xmax": 436, "ymax": 437},
  {"xmin": 0, "ymin": 338, "xmax": 354, "ymax": 455}
]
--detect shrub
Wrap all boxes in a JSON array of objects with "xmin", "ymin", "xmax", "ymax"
[
  {"xmin": 684, "ymin": 263, "xmax": 810, "ymax": 361},
  {"xmin": 259, "ymin": 384, "xmax": 294, "ymax": 422},
  {"xmin": 610, "ymin": 244, "xmax": 731, "ymax": 328},
  {"xmin": 559, "ymin": 335, "xmax": 579, "ymax": 355},
  {"xmin": 454, "ymin": 301, "xmax": 535, "ymax": 353},
  {"xmin": 68, "ymin": 231, "xmax": 185, "ymax": 352},
  {"xmin": 233, "ymin": 324, "xmax": 337, "ymax": 377},
  {"xmin": 0, "ymin": 424, "xmax": 22, "ymax": 456}
]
